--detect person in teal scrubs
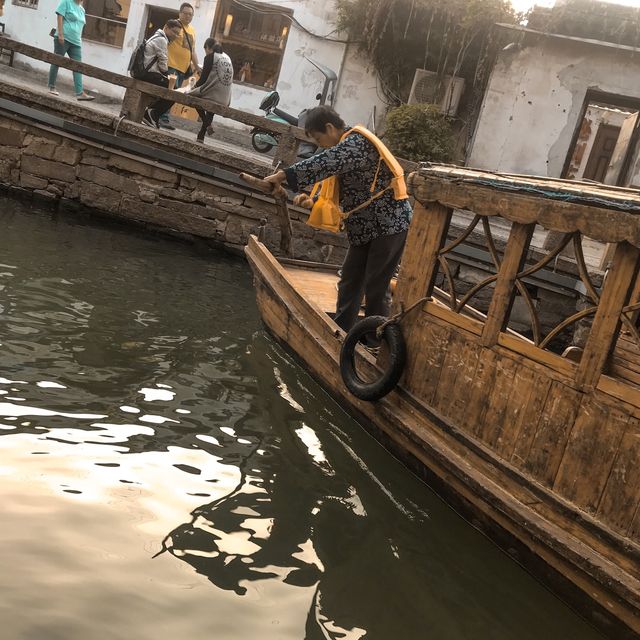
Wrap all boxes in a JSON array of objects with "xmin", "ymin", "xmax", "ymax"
[{"xmin": 48, "ymin": 0, "xmax": 94, "ymax": 100}]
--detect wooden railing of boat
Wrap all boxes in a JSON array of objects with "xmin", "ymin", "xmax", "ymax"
[{"xmin": 398, "ymin": 166, "xmax": 640, "ymax": 519}]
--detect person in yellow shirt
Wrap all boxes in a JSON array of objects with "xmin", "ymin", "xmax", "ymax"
[{"xmin": 159, "ymin": 1, "xmax": 200, "ymax": 129}]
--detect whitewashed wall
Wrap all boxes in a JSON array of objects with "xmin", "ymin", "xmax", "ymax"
[
  {"xmin": 467, "ymin": 35, "xmax": 640, "ymax": 177},
  {"xmin": 2, "ymin": 0, "xmax": 385, "ymax": 129}
]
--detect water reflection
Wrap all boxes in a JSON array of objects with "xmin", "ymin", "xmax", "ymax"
[{"xmin": 0, "ymin": 199, "xmax": 605, "ymax": 639}]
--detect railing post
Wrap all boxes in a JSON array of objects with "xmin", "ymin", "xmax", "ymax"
[
  {"xmin": 120, "ymin": 87, "xmax": 148, "ymax": 122},
  {"xmin": 481, "ymin": 222, "xmax": 535, "ymax": 347},
  {"xmin": 575, "ymin": 241, "xmax": 640, "ymax": 391},
  {"xmin": 272, "ymin": 132, "xmax": 300, "ymax": 168},
  {"xmin": 392, "ymin": 200, "xmax": 452, "ymax": 312}
]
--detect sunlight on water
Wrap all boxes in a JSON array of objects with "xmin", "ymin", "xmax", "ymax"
[{"xmin": 0, "ymin": 199, "xmax": 605, "ymax": 639}]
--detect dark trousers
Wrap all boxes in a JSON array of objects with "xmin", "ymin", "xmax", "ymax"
[
  {"xmin": 334, "ymin": 230, "xmax": 408, "ymax": 332},
  {"xmin": 195, "ymin": 107, "xmax": 214, "ymax": 139},
  {"xmin": 139, "ymin": 71, "xmax": 174, "ymax": 121}
]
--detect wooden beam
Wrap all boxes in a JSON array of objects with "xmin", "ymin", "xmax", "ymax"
[
  {"xmin": 481, "ymin": 222, "xmax": 535, "ymax": 346},
  {"xmin": 576, "ymin": 241, "xmax": 640, "ymax": 391},
  {"xmin": 393, "ymin": 199, "xmax": 452, "ymax": 312},
  {"xmin": 409, "ymin": 176, "xmax": 640, "ymax": 248},
  {"xmin": 240, "ymin": 173, "xmax": 293, "ymax": 256}
]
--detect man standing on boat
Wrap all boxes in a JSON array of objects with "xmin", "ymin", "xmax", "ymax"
[{"xmin": 264, "ymin": 106, "xmax": 412, "ymax": 332}]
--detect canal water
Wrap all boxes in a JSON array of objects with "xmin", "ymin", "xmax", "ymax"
[{"xmin": 0, "ymin": 197, "xmax": 604, "ymax": 640}]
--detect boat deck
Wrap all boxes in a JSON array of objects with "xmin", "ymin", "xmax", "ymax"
[{"xmin": 284, "ymin": 265, "xmax": 339, "ymax": 314}]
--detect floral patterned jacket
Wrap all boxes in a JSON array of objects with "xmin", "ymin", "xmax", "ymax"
[{"xmin": 283, "ymin": 132, "xmax": 412, "ymax": 246}]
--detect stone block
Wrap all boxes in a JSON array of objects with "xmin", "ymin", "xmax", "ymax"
[
  {"xmin": 77, "ymin": 165, "xmax": 139, "ymax": 196},
  {"xmin": 80, "ymin": 152, "xmax": 110, "ymax": 168},
  {"xmin": 0, "ymin": 147, "xmax": 21, "ymax": 163},
  {"xmin": 157, "ymin": 187, "xmax": 194, "ymax": 203},
  {"xmin": 191, "ymin": 187, "xmax": 244, "ymax": 207},
  {"xmin": 458, "ymin": 263, "xmax": 492, "ymax": 286},
  {"xmin": 107, "ymin": 155, "xmax": 177, "ymax": 184},
  {"xmin": 224, "ymin": 217, "xmax": 257, "ymax": 245},
  {"xmin": 0, "ymin": 126, "xmax": 25, "ymax": 147},
  {"xmin": 46, "ymin": 183, "xmax": 64, "ymax": 197},
  {"xmin": 20, "ymin": 173, "xmax": 48, "ymax": 190},
  {"xmin": 80, "ymin": 182, "xmax": 121, "ymax": 213},
  {"xmin": 21, "ymin": 155, "xmax": 75, "ymax": 183},
  {"xmin": 119, "ymin": 196, "xmax": 225, "ymax": 239},
  {"xmin": 23, "ymin": 138, "xmax": 57, "ymax": 160},
  {"xmin": 54, "ymin": 145, "xmax": 82, "ymax": 166}
]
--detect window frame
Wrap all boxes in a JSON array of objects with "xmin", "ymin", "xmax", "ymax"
[{"xmin": 211, "ymin": 0, "xmax": 293, "ymax": 91}]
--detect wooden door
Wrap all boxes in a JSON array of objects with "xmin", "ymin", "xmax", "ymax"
[{"xmin": 583, "ymin": 124, "xmax": 621, "ymax": 182}]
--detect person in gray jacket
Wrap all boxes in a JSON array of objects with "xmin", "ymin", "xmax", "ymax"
[
  {"xmin": 189, "ymin": 38, "xmax": 233, "ymax": 143},
  {"xmin": 140, "ymin": 19, "xmax": 182, "ymax": 128}
]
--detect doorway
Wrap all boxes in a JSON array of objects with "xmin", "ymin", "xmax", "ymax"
[
  {"xmin": 144, "ymin": 5, "xmax": 178, "ymax": 39},
  {"xmin": 563, "ymin": 92, "xmax": 640, "ymax": 187}
]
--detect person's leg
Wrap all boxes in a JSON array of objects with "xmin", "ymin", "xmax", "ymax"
[
  {"xmin": 362, "ymin": 231, "xmax": 408, "ymax": 319},
  {"xmin": 66, "ymin": 43, "xmax": 84, "ymax": 96},
  {"xmin": 158, "ymin": 67, "xmax": 183, "ymax": 127},
  {"xmin": 334, "ymin": 242, "xmax": 370, "ymax": 332},
  {"xmin": 195, "ymin": 107, "xmax": 207, "ymax": 140},
  {"xmin": 48, "ymin": 37, "xmax": 65, "ymax": 91}
]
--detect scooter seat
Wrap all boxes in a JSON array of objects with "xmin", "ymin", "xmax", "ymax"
[{"xmin": 273, "ymin": 107, "xmax": 299, "ymax": 126}]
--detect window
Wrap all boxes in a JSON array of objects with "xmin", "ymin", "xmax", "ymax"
[
  {"xmin": 12, "ymin": 0, "xmax": 38, "ymax": 8},
  {"xmin": 212, "ymin": 0, "xmax": 292, "ymax": 90},
  {"xmin": 83, "ymin": 0, "xmax": 130, "ymax": 48}
]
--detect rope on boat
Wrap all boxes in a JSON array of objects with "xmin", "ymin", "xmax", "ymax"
[{"xmin": 375, "ymin": 295, "xmax": 432, "ymax": 339}]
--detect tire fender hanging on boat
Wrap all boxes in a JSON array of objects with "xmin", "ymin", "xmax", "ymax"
[{"xmin": 339, "ymin": 315, "xmax": 407, "ymax": 402}]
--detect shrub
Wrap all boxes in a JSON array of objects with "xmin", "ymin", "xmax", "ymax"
[{"xmin": 384, "ymin": 104, "xmax": 454, "ymax": 163}]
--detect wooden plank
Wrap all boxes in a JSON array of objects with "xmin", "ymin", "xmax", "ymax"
[
  {"xmin": 597, "ymin": 417, "xmax": 640, "ymax": 537},
  {"xmin": 576, "ymin": 242, "xmax": 640, "ymax": 391},
  {"xmin": 553, "ymin": 401, "xmax": 628, "ymax": 513},
  {"xmin": 476, "ymin": 357, "xmax": 522, "ymax": 449},
  {"xmin": 523, "ymin": 382, "xmax": 583, "ymax": 487},
  {"xmin": 498, "ymin": 332, "xmax": 576, "ymax": 378},
  {"xmin": 597, "ymin": 375, "xmax": 640, "ymax": 414},
  {"xmin": 392, "ymin": 201, "xmax": 452, "ymax": 313},
  {"xmin": 498, "ymin": 366, "xmax": 548, "ymax": 461},
  {"xmin": 481, "ymin": 222, "xmax": 535, "ymax": 347},
  {"xmin": 402, "ymin": 313, "xmax": 451, "ymax": 406},
  {"xmin": 461, "ymin": 349, "xmax": 499, "ymax": 437},
  {"xmin": 432, "ymin": 335, "xmax": 483, "ymax": 423}
]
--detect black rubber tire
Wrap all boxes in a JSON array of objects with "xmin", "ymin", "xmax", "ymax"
[
  {"xmin": 251, "ymin": 132, "xmax": 274, "ymax": 153},
  {"xmin": 340, "ymin": 315, "xmax": 406, "ymax": 402}
]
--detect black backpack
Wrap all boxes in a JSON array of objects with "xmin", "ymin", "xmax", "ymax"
[{"xmin": 128, "ymin": 33, "xmax": 161, "ymax": 79}]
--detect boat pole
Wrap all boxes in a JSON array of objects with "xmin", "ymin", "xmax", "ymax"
[{"xmin": 239, "ymin": 173, "xmax": 293, "ymax": 257}]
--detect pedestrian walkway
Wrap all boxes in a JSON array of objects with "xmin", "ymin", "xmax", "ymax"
[{"xmin": 0, "ymin": 59, "xmax": 272, "ymax": 167}]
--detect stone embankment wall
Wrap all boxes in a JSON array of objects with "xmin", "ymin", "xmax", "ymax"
[{"xmin": 0, "ymin": 114, "xmax": 348, "ymax": 263}]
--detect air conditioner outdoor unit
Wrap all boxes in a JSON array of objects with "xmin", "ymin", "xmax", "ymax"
[{"xmin": 407, "ymin": 69, "xmax": 465, "ymax": 116}]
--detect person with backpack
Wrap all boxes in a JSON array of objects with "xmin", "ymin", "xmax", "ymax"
[
  {"xmin": 134, "ymin": 19, "xmax": 183, "ymax": 128},
  {"xmin": 263, "ymin": 106, "xmax": 412, "ymax": 333},
  {"xmin": 47, "ymin": 0, "xmax": 94, "ymax": 101},
  {"xmin": 188, "ymin": 38, "xmax": 233, "ymax": 143},
  {"xmin": 158, "ymin": 2, "xmax": 200, "ymax": 130}
]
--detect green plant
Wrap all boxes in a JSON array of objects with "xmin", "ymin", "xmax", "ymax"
[{"xmin": 384, "ymin": 104, "xmax": 454, "ymax": 162}]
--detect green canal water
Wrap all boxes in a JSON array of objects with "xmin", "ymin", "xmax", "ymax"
[{"xmin": 0, "ymin": 198, "xmax": 604, "ymax": 640}]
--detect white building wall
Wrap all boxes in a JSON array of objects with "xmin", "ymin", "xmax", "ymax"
[
  {"xmin": 467, "ymin": 36, "xmax": 640, "ymax": 177},
  {"xmin": 2, "ymin": 0, "xmax": 385, "ymax": 129}
]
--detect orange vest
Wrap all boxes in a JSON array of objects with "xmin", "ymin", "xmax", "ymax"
[{"xmin": 306, "ymin": 125, "xmax": 409, "ymax": 233}]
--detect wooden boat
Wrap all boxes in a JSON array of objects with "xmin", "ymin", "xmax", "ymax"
[{"xmin": 244, "ymin": 165, "xmax": 640, "ymax": 639}]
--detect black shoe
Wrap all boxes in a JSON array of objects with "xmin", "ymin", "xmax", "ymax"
[
  {"xmin": 142, "ymin": 108, "xmax": 159, "ymax": 129},
  {"xmin": 196, "ymin": 136, "xmax": 205, "ymax": 143}
]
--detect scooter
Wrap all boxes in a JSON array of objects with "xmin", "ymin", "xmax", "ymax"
[{"xmin": 250, "ymin": 57, "xmax": 337, "ymax": 158}]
